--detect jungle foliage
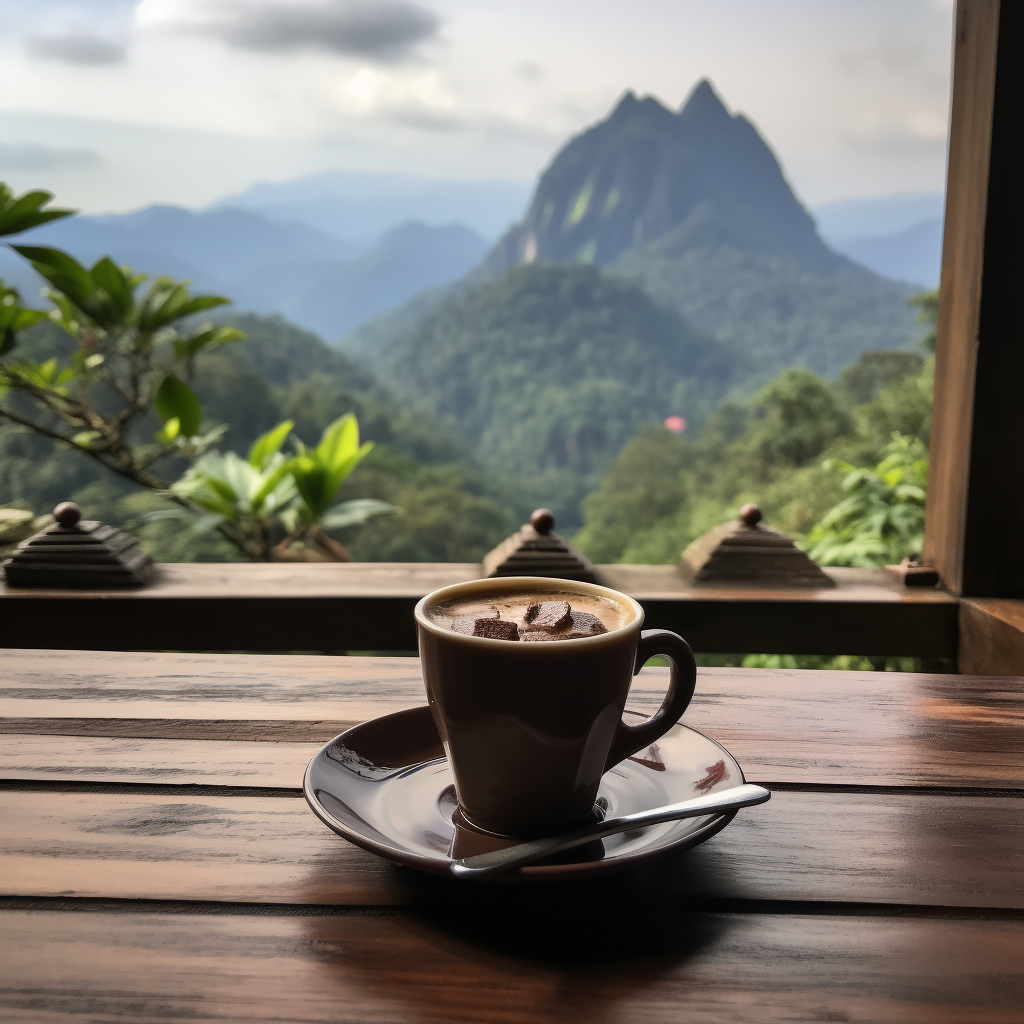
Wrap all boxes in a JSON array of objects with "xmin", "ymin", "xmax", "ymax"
[{"xmin": 573, "ymin": 312, "xmax": 935, "ymax": 570}]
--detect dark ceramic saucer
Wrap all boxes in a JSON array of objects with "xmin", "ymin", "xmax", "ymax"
[{"xmin": 303, "ymin": 706, "xmax": 745, "ymax": 879}]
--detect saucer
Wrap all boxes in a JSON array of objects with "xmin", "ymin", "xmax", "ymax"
[{"xmin": 303, "ymin": 706, "xmax": 746, "ymax": 879}]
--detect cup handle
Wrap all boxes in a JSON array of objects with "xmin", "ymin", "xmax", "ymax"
[{"xmin": 604, "ymin": 629, "xmax": 697, "ymax": 772}]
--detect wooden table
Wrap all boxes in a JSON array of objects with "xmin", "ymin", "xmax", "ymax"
[
  {"xmin": 2, "ymin": 649, "xmax": 1022, "ymax": 1021},
  {"xmin": 0, "ymin": 562, "xmax": 958, "ymax": 657}
]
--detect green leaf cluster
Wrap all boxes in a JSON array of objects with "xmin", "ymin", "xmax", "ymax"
[
  {"xmin": 167, "ymin": 415, "xmax": 389, "ymax": 559},
  {"xmin": 804, "ymin": 434, "xmax": 928, "ymax": 567}
]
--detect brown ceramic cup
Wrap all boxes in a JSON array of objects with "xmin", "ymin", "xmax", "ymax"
[{"xmin": 414, "ymin": 576, "xmax": 697, "ymax": 838}]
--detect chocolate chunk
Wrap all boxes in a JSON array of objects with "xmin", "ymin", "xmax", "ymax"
[
  {"xmin": 523, "ymin": 600, "xmax": 572, "ymax": 632},
  {"xmin": 520, "ymin": 609, "xmax": 608, "ymax": 641},
  {"xmin": 564, "ymin": 610, "xmax": 608, "ymax": 638},
  {"xmin": 471, "ymin": 618, "xmax": 520, "ymax": 641}
]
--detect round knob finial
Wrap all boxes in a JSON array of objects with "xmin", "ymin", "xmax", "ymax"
[
  {"xmin": 53, "ymin": 501, "xmax": 81, "ymax": 527},
  {"xmin": 530, "ymin": 508, "xmax": 555, "ymax": 535},
  {"xmin": 739, "ymin": 503, "xmax": 762, "ymax": 526}
]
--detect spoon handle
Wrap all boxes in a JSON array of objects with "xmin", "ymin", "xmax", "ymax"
[{"xmin": 450, "ymin": 783, "xmax": 770, "ymax": 877}]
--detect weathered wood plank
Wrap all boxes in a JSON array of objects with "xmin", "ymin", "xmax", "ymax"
[
  {"xmin": 0, "ymin": 735, "xmax": 321, "ymax": 787},
  {"xmin": 2, "ymin": 789, "xmax": 1022, "ymax": 909},
  {"xmin": 1, "ymin": 909, "xmax": 1022, "ymax": 1023},
  {"xmin": 0, "ymin": 563, "xmax": 958, "ymax": 654},
  {"xmin": 3, "ymin": 654, "xmax": 1021, "ymax": 789}
]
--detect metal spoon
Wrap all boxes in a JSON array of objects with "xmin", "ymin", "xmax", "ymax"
[{"xmin": 449, "ymin": 783, "xmax": 770, "ymax": 877}]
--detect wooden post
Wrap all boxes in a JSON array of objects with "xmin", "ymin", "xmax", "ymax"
[{"xmin": 925, "ymin": 0, "xmax": 1024, "ymax": 599}]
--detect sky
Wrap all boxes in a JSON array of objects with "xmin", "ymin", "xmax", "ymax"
[{"xmin": 0, "ymin": 0, "xmax": 955, "ymax": 214}]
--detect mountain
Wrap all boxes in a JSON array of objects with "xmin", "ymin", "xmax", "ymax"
[
  {"xmin": 478, "ymin": 80, "xmax": 918, "ymax": 379},
  {"xmin": 1, "ymin": 204, "xmax": 487, "ymax": 342},
  {"xmin": 214, "ymin": 169, "xmax": 532, "ymax": 243},
  {"xmin": 486, "ymin": 81, "xmax": 846, "ymax": 274},
  {"xmin": 375, "ymin": 262, "xmax": 740, "ymax": 520}
]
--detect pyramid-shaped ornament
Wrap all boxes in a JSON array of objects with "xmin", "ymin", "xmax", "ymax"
[
  {"xmin": 679, "ymin": 505, "xmax": 834, "ymax": 588},
  {"xmin": 2, "ymin": 502, "xmax": 155, "ymax": 588},
  {"xmin": 482, "ymin": 509, "xmax": 600, "ymax": 583}
]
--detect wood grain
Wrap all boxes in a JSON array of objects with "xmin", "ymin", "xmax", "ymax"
[
  {"xmin": 3, "ymin": 653, "xmax": 1021, "ymax": 789},
  {"xmin": 2, "ymin": 789, "xmax": 1022, "ymax": 909},
  {"xmin": 2, "ymin": 909, "xmax": 1023, "ymax": 1023},
  {"xmin": 0, "ymin": 735, "xmax": 321, "ymax": 787},
  {"xmin": 0, "ymin": 563, "xmax": 957, "ymax": 655}
]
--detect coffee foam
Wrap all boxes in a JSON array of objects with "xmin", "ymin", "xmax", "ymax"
[{"xmin": 426, "ymin": 589, "xmax": 631, "ymax": 639}]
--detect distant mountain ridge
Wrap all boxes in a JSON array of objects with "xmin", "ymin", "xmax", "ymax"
[
  {"xmin": 2, "ymin": 204, "xmax": 487, "ymax": 343},
  {"xmin": 214, "ymin": 169, "xmax": 532, "ymax": 243},
  {"xmin": 813, "ymin": 192, "xmax": 944, "ymax": 287},
  {"xmin": 828, "ymin": 217, "xmax": 942, "ymax": 288}
]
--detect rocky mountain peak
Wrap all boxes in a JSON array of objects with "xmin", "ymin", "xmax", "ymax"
[{"xmin": 484, "ymin": 78, "xmax": 846, "ymax": 276}]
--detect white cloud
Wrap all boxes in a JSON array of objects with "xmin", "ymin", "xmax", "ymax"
[
  {"xmin": 139, "ymin": 0, "xmax": 440, "ymax": 61},
  {"xmin": 0, "ymin": 0, "xmax": 956, "ymax": 210}
]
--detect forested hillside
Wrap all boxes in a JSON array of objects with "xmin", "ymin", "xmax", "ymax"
[
  {"xmin": 376, "ymin": 263, "xmax": 742, "ymax": 517},
  {"xmin": 613, "ymin": 222, "xmax": 917, "ymax": 379}
]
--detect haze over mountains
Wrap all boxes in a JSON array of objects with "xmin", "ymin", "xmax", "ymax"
[
  {"xmin": 0, "ymin": 201, "xmax": 490, "ymax": 343},
  {"xmin": 215, "ymin": 170, "xmax": 532, "ymax": 245},
  {"xmin": 813, "ymin": 193, "xmax": 944, "ymax": 288}
]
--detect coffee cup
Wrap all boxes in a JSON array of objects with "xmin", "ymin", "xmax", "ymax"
[{"xmin": 414, "ymin": 576, "xmax": 697, "ymax": 838}]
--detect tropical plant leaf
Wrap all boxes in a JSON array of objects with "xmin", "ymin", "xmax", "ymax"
[
  {"xmin": 89, "ymin": 257, "xmax": 136, "ymax": 323},
  {"xmin": 0, "ymin": 184, "xmax": 75, "ymax": 237},
  {"xmin": 10, "ymin": 245, "xmax": 97, "ymax": 310},
  {"xmin": 174, "ymin": 324, "xmax": 246, "ymax": 361},
  {"xmin": 247, "ymin": 420, "xmax": 294, "ymax": 470},
  {"xmin": 317, "ymin": 414, "xmax": 359, "ymax": 470},
  {"xmin": 319, "ymin": 498, "xmax": 396, "ymax": 531},
  {"xmin": 154, "ymin": 375, "xmax": 202, "ymax": 437},
  {"xmin": 155, "ymin": 417, "xmax": 181, "ymax": 444}
]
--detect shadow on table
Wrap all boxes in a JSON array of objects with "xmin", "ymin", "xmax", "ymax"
[
  {"xmin": 301, "ymin": 847, "xmax": 741, "ymax": 1023},
  {"xmin": 397, "ymin": 847, "xmax": 738, "ymax": 967}
]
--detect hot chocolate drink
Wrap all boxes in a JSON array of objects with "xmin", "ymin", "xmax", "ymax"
[
  {"xmin": 415, "ymin": 576, "xmax": 697, "ymax": 837},
  {"xmin": 426, "ymin": 590, "xmax": 628, "ymax": 642}
]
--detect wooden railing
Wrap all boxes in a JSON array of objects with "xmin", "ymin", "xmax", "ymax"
[{"xmin": 0, "ymin": 562, "xmax": 960, "ymax": 659}]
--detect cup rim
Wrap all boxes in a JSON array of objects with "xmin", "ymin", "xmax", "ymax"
[{"xmin": 413, "ymin": 575, "xmax": 644, "ymax": 648}]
